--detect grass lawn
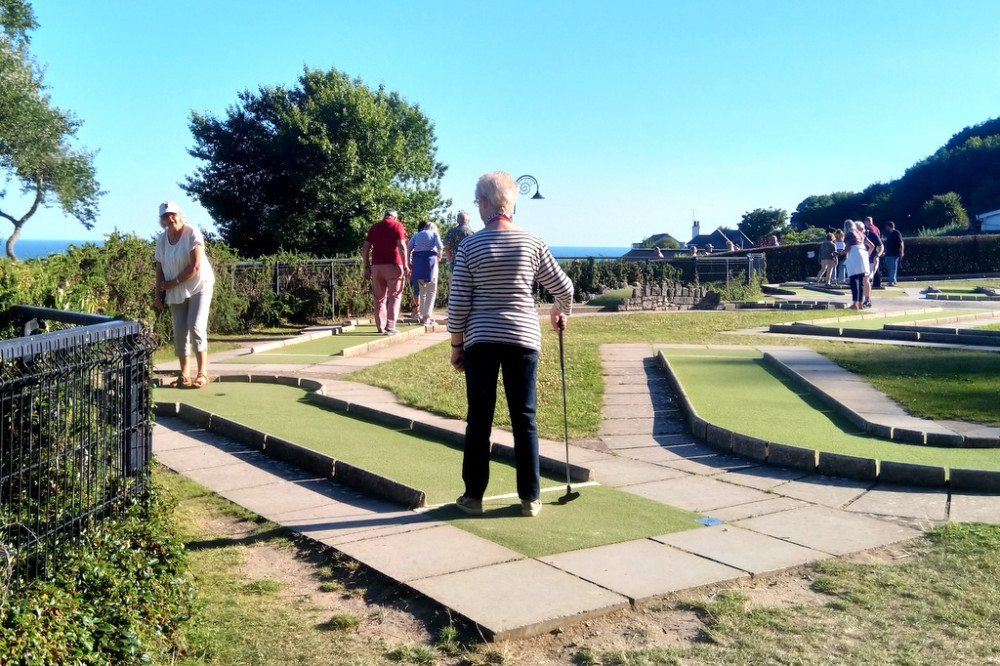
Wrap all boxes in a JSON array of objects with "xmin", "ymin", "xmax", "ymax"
[{"xmin": 154, "ymin": 382, "xmax": 702, "ymax": 557}]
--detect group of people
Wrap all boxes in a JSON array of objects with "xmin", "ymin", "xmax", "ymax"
[
  {"xmin": 154, "ymin": 171, "xmax": 573, "ymax": 520},
  {"xmin": 815, "ymin": 216, "xmax": 904, "ymax": 310}
]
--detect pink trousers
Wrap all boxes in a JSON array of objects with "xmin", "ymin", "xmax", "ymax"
[{"xmin": 371, "ymin": 264, "xmax": 404, "ymax": 331}]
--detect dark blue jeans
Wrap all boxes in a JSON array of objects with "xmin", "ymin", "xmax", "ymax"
[{"xmin": 462, "ymin": 342, "xmax": 540, "ymax": 503}]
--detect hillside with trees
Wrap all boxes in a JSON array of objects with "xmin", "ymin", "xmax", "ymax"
[{"xmin": 790, "ymin": 117, "xmax": 1000, "ymax": 235}]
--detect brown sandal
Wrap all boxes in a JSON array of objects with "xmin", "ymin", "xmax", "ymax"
[
  {"xmin": 169, "ymin": 375, "xmax": 192, "ymax": 388},
  {"xmin": 192, "ymin": 373, "xmax": 210, "ymax": 388}
]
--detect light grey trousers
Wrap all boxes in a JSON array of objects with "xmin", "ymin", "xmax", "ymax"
[{"xmin": 169, "ymin": 287, "xmax": 213, "ymax": 357}]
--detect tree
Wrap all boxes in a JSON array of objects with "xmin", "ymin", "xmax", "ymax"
[
  {"xmin": 183, "ymin": 66, "xmax": 449, "ymax": 258},
  {"xmin": 0, "ymin": 0, "xmax": 101, "ymax": 260},
  {"xmin": 920, "ymin": 192, "xmax": 968, "ymax": 230},
  {"xmin": 738, "ymin": 207, "xmax": 788, "ymax": 244}
]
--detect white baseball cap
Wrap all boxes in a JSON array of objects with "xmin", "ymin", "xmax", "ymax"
[{"xmin": 159, "ymin": 200, "xmax": 182, "ymax": 216}]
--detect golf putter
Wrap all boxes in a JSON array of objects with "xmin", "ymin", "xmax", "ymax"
[{"xmin": 556, "ymin": 318, "xmax": 580, "ymax": 504}]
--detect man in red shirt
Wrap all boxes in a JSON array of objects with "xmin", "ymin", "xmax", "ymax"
[{"xmin": 362, "ymin": 210, "xmax": 410, "ymax": 334}]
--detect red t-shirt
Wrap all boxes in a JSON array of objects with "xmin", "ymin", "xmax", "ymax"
[{"xmin": 366, "ymin": 217, "xmax": 407, "ymax": 265}]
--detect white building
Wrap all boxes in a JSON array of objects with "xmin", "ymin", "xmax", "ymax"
[{"xmin": 975, "ymin": 208, "xmax": 1000, "ymax": 232}]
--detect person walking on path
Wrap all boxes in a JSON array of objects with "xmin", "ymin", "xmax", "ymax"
[
  {"xmin": 833, "ymin": 229, "xmax": 847, "ymax": 284},
  {"xmin": 816, "ymin": 232, "xmax": 837, "ymax": 286},
  {"xmin": 154, "ymin": 200, "xmax": 216, "ymax": 388},
  {"xmin": 865, "ymin": 216, "xmax": 884, "ymax": 296},
  {"xmin": 844, "ymin": 219, "xmax": 875, "ymax": 310},
  {"xmin": 362, "ymin": 209, "xmax": 410, "ymax": 334},
  {"xmin": 883, "ymin": 221, "xmax": 904, "ymax": 286},
  {"xmin": 407, "ymin": 220, "xmax": 443, "ymax": 324},
  {"xmin": 444, "ymin": 210, "xmax": 475, "ymax": 263},
  {"xmin": 448, "ymin": 171, "xmax": 574, "ymax": 518}
]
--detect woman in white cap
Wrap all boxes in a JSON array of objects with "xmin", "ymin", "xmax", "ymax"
[{"xmin": 154, "ymin": 200, "xmax": 216, "ymax": 387}]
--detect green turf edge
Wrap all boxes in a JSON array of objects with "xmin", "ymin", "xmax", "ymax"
[
  {"xmin": 660, "ymin": 348, "xmax": 1000, "ymax": 472},
  {"xmin": 154, "ymin": 382, "xmax": 704, "ymax": 556}
]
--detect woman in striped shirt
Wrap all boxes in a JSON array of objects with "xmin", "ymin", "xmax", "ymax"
[{"xmin": 447, "ymin": 172, "xmax": 574, "ymax": 518}]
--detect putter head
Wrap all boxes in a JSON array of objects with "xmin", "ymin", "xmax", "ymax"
[{"xmin": 557, "ymin": 490, "xmax": 580, "ymax": 504}]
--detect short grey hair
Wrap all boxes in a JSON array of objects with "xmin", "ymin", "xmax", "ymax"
[
  {"xmin": 843, "ymin": 219, "xmax": 855, "ymax": 235},
  {"xmin": 456, "ymin": 210, "xmax": 471, "ymax": 225},
  {"xmin": 384, "ymin": 209, "xmax": 398, "ymax": 219},
  {"xmin": 475, "ymin": 171, "xmax": 518, "ymax": 215}
]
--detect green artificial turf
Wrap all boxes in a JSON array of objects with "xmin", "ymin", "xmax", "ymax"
[
  {"xmin": 661, "ymin": 348, "xmax": 1000, "ymax": 472},
  {"xmin": 154, "ymin": 382, "xmax": 702, "ymax": 554},
  {"xmin": 808, "ymin": 310, "xmax": 990, "ymax": 330},
  {"xmin": 426, "ymin": 485, "xmax": 701, "ymax": 558},
  {"xmin": 223, "ymin": 324, "xmax": 417, "ymax": 364}
]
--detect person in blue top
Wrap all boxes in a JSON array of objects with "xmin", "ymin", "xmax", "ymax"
[{"xmin": 407, "ymin": 220, "xmax": 443, "ymax": 324}]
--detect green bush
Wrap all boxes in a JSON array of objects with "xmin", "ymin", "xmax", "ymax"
[{"xmin": 0, "ymin": 484, "xmax": 197, "ymax": 665}]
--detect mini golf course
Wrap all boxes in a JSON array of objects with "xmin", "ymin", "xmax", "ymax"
[
  {"xmin": 154, "ymin": 382, "xmax": 702, "ymax": 558},
  {"xmin": 224, "ymin": 323, "xmax": 420, "ymax": 364}
]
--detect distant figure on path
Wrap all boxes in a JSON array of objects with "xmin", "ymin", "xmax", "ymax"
[
  {"xmin": 407, "ymin": 220, "xmax": 443, "ymax": 324},
  {"xmin": 865, "ymin": 216, "xmax": 884, "ymax": 295},
  {"xmin": 833, "ymin": 229, "xmax": 847, "ymax": 284},
  {"xmin": 844, "ymin": 219, "xmax": 874, "ymax": 310},
  {"xmin": 816, "ymin": 232, "xmax": 837, "ymax": 285},
  {"xmin": 883, "ymin": 221, "xmax": 904, "ymax": 286},
  {"xmin": 448, "ymin": 171, "xmax": 574, "ymax": 518},
  {"xmin": 362, "ymin": 209, "xmax": 409, "ymax": 334},
  {"xmin": 444, "ymin": 210, "xmax": 475, "ymax": 263},
  {"xmin": 154, "ymin": 200, "xmax": 216, "ymax": 388}
]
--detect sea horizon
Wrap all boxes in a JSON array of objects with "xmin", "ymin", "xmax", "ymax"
[{"xmin": 6, "ymin": 239, "xmax": 630, "ymax": 261}]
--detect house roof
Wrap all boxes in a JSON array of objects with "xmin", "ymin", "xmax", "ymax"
[{"xmin": 687, "ymin": 228, "xmax": 752, "ymax": 250}]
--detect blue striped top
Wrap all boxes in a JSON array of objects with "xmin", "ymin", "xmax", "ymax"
[{"xmin": 447, "ymin": 228, "xmax": 574, "ymax": 351}]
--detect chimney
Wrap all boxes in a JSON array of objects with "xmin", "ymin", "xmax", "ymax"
[{"xmin": 692, "ymin": 220, "xmax": 700, "ymax": 240}]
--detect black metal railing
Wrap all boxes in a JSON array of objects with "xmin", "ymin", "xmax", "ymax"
[{"xmin": 0, "ymin": 306, "xmax": 156, "ymax": 592}]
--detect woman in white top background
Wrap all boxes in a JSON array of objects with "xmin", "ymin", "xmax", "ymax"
[{"xmin": 154, "ymin": 200, "xmax": 216, "ymax": 388}]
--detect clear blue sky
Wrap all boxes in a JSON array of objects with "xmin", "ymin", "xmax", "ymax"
[{"xmin": 9, "ymin": 0, "xmax": 1000, "ymax": 248}]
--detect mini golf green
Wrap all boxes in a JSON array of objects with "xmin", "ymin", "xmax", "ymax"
[
  {"xmin": 154, "ymin": 382, "xmax": 702, "ymax": 557},
  {"xmin": 808, "ymin": 311, "xmax": 991, "ymax": 330},
  {"xmin": 224, "ymin": 324, "xmax": 418, "ymax": 364},
  {"xmin": 661, "ymin": 348, "xmax": 1000, "ymax": 472}
]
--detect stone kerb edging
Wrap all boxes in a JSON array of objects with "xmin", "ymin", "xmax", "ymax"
[
  {"xmin": 653, "ymin": 350, "xmax": 1000, "ymax": 491},
  {"xmin": 153, "ymin": 373, "xmax": 593, "ymax": 509},
  {"xmin": 248, "ymin": 329, "xmax": 336, "ymax": 354}
]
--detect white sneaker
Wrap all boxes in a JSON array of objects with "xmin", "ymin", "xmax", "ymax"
[{"xmin": 521, "ymin": 499, "xmax": 541, "ymax": 517}]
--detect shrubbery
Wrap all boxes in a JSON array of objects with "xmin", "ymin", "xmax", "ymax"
[{"xmin": 0, "ymin": 483, "xmax": 197, "ymax": 665}]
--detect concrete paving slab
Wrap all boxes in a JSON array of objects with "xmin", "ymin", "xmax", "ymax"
[
  {"xmin": 540, "ymin": 538, "xmax": 745, "ymax": 603},
  {"xmin": 736, "ymin": 504, "xmax": 921, "ymax": 556},
  {"xmin": 407, "ymin": 558, "xmax": 630, "ymax": 640},
  {"xmin": 624, "ymin": 475, "xmax": 774, "ymax": 513},
  {"xmin": 771, "ymin": 475, "xmax": 871, "ymax": 508},
  {"xmin": 846, "ymin": 486, "xmax": 949, "ymax": 525},
  {"xmin": 335, "ymin": 524, "xmax": 524, "ymax": 582},
  {"xmin": 290, "ymin": 512, "xmax": 437, "ymax": 546},
  {"xmin": 717, "ymin": 466, "xmax": 813, "ymax": 491},
  {"xmin": 622, "ymin": 443, "xmax": 720, "ymax": 465},
  {"xmin": 659, "ymin": 454, "xmax": 760, "ymax": 477},
  {"xmin": 948, "ymin": 493, "xmax": 1000, "ymax": 524},
  {"xmin": 703, "ymin": 496, "xmax": 808, "ymax": 522},
  {"xmin": 599, "ymin": 417, "xmax": 686, "ymax": 437},
  {"xmin": 154, "ymin": 443, "xmax": 262, "ymax": 473},
  {"xmin": 584, "ymin": 457, "xmax": 690, "ymax": 487},
  {"xmin": 654, "ymin": 524, "xmax": 830, "ymax": 575}
]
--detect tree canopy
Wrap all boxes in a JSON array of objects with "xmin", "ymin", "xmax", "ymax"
[
  {"xmin": 182, "ymin": 67, "xmax": 449, "ymax": 258},
  {"xmin": 789, "ymin": 117, "xmax": 1000, "ymax": 235},
  {"xmin": 0, "ymin": 0, "xmax": 101, "ymax": 260},
  {"xmin": 738, "ymin": 207, "xmax": 788, "ymax": 244}
]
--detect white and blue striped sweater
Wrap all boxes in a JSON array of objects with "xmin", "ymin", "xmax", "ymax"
[{"xmin": 447, "ymin": 228, "xmax": 573, "ymax": 351}]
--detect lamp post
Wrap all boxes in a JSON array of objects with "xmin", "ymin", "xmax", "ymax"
[
  {"xmin": 514, "ymin": 175, "xmax": 543, "ymax": 215},
  {"xmin": 516, "ymin": 174, "xmax": 544, "ymax": 200}
]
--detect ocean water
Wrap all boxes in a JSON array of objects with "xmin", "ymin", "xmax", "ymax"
[
  {"xmin": 549, "ymin": 246, "xmax": 630, "ymax": 259},
  {"xmin": 4, "ymin": 239, "xmax": 99, "ymax": 260},
  {"xmin": 6, "ymin": 239, "xmax": 629, "ymax": 261}
]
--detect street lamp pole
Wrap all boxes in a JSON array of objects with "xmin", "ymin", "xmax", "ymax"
[{"xmin": 514, "ymin": 175, "xmax": 543, "ymax": 215}]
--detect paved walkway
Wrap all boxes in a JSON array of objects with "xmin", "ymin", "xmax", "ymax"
[{"xmin": 153, "ymin": 308, "xmax": 1000, "ymax": 641}]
